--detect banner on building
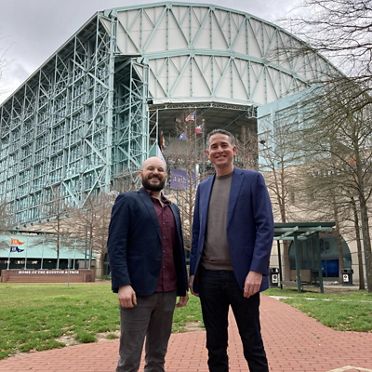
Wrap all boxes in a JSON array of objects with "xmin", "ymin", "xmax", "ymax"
[{"xmin": 169, "ymin": 169, "xmax": 196, "ymax": 190}]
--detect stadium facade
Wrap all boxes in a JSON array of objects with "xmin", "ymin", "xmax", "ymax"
[{"xmin": 0, "ymin": 1, "xmax": 334, "ymax": 226}]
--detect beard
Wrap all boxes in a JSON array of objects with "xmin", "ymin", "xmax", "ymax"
[{"xmin": 141, "ymin": 176, "xmax": 166, "ymax": 191}]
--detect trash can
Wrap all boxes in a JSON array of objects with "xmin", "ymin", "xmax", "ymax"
[
  {"xmin": 342, "ymin": 269, "xmax": 353, "ymax": 285},
  {"xmin": 269, "ymin": 267, "xmax": 280, "ymax": 287}
]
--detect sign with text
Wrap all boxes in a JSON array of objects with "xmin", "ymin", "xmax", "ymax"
[
  {"xmin": 17, "ymin": 270, "xmax": 80, "ymax": 275},
  {"xmin": 1, "ymin": 269, "xmax": 95, "ymax": 283}
]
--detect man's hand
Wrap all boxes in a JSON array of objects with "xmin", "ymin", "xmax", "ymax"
[
  {"xmin": 188, "ymin": 275, "xmax": 199, "ymax": 296},
  {"xmin": 176, "ymin": 294, "xmax": 189, "ymax": 307},
  {"xmin": 118, "ymin": 285, "xmax": 137, "ymax": 308},
  {"xmin": 243, "ymin": 271, "xmax": 262, "ymax": 298}
]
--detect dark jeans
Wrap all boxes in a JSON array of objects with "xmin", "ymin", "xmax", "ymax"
[{"xmin": 198, "ymin": 269, "xmax": 268, "ymax": 372}]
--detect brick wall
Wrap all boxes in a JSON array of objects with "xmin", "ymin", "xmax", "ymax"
[{"xmin": 0, "ymin": 269, "xmax": 95, "ymax": 283}]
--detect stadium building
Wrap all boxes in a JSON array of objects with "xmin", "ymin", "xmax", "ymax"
[{"xmin": 0, "ymin": 2, "xmax": 357, "ymax": 284}]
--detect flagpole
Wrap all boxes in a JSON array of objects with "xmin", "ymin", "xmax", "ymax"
[
  {"xmin": 201, "ymin": 118, "xmax": 206, "ymax": 181},
  {"xmin": 6, "ymin": 244, "xmax": 11, "ymax": 270},
  {"xmin": 24, "ymin": 243, "xmax": 28, "ymax": 269},
  {"xmin": 41, "ymin": 236, "xmax": 45, "ymax": 270},
  {"xmin": 73, "ymin": 240, "xmax": 76, "ymax": 269}
]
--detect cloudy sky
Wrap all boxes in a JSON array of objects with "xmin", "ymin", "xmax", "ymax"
[{"xmin": 0, "ymin": 0, "xmax": 304, "ymax": 103}]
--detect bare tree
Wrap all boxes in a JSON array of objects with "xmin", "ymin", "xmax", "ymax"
[
  {"xmin": 0, "ymin": 201, "xmax": 11, "ymax": 251},
  {"xmin": 163, "ymin": 111, "xmax": 207, "ymax": 251},
  {"xmin": 287, "ymin": 0, "xmax": 372, "ymax": 88},
  {"xmin": 235, "ymin": 125, "xmax": 258, "ymax": 170},
  {"xmin": 40, "ymin": 185, "xmax": 72, "ymax": 269},
  {"xmin": 112, "ymin": 174, "xmax": 138, "ymax": 193},
  {"xmin": 278, "ymin": 1, "xmax": 372, "ymax": 289},
  {"xmin": 257, "ymin": 110, "xmax": 303, "ymax": 281},
  {"xmin": 295, "ymin": 82, "xmax": 372, "ymax": 291},
  {"xmin": 349, "ymin": 195, "xmax": 366, "ymax": 289},
  {"xmin": 297, "ymin": 155, "xmax": 359, "ymax": 283},
  {"xmin": 0, "ymin": 200, "xmax": 10, "ymax": 233},
  {"xmin": 67, "ymin": 192, "xmax": 116, "ymax": 277}
]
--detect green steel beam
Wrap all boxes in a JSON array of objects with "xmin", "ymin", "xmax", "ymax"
[{"xmin": 0, "ymin": 2, "xmax": 340, "ymax": 226}]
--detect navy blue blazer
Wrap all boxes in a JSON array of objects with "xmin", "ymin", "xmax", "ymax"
[
  {"xmin": 190, "ymin": 168, "xmax": 274, "ymax": 292},
  {"xmin": 107, "ymin": 188, "xmax": 188, "ymax": 297}
]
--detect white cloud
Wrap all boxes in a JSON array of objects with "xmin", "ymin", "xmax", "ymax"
[
  {"xmin": 0, "ymin": 0, "xmax": 303, "ymax": 104},
  {"xmin": 0, "ymin": 59, "xmax": 30, "ymax": 103}
]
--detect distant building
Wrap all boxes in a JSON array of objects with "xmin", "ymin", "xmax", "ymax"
[
  {"xmin": 0, "ymin": 2, "xmax": 333, "ymax": 226},
  {"xmin": 0, "ymin": 2, "xmax": 360, "ymax": 284},
  {"xmin": 0, "ymin": 231, "xmax": 95, "ymax": 273}
]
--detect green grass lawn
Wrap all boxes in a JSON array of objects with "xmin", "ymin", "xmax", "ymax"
[
  {"xmin": 0, "ymin": 283, "xmax": 371, "ymax": 360},
  {"xmin": 0, "ymin": 282, "xmax": 202, "ymax": 360},
  {"xmin": 265, "ymin": 288, "xmax": 372, "ymax": 332}
]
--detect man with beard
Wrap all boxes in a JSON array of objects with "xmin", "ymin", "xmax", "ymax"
[{"xmin": 108, "ymin": 156, "xmax": 189, "ymax": 372}]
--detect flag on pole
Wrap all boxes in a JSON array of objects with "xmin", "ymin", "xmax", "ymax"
[
  {"xmin": 195, "ymin": 125, "xmax": 203, "ymax": 135},
  {"xmin": 8, "ymin": 237, "xmax": 25, "ymax": 269},
  {"xmin": 179, "ymin": 132, "xmax": 188, "ymax": 141},
  {"xmin": 185, "ymin": 111, "xmax": 196, "ymax": 122},
  {"xmin": 156, "ymin": 144, "xmax": 166, "ymax": 162},
  {"xmin": 10, "ymin": 238, "xmax": 25, "ymax": 253},
  {"xmin": 10, "ymin": 246, "xmax": 24, "ymax": 253},
  {"xmin": 11, "ymin": 238, "xmax": 24, "ymax": 246}
]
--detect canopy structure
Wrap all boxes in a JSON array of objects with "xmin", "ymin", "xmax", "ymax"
[
  {"xmin": 274, "ymin": 222, "xmax": 336, "ymax": 293},
  {"xmin": 0, "ymin": 230, "xmax": 92, "ymax": 271}
]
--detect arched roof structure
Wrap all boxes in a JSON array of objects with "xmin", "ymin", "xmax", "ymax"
[
  {"xmin": 109, "ymin": 2, "xmax": 333, "ymax": 105},
  {"xmin": 0, "ymin": 2, "xmax": 337, "ymax": 225}
]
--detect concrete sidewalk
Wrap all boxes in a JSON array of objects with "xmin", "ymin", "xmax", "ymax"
[{"xmin": 0, "ymin": 296, "xmax": 371, "ymax": 372}]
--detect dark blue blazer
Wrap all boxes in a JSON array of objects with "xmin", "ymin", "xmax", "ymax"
[
  {"xmin": 107, "ymin": 188, "xmax": 188, "ymax": 296},
  {"xmin": 190, "ymin": 168, "xmax": 274, "ymax": 292}
]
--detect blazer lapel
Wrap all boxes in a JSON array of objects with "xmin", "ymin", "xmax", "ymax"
[
  {"xmin": 138, "ymin": 188, "xmax": 161, "ymax": 240},
  {"xmin": 200, "ymin": 176, "xmax": 214, "ymax": 234}
]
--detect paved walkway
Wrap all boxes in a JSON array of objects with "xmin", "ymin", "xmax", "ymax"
[{"xmin": 0, "ymin": 296, "xmax": 372, "ymax": 372}]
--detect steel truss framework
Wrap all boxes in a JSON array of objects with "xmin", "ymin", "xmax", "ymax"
[{"xmin": 0, "ymin": 2, "xmax": 336, "ymax": 226}]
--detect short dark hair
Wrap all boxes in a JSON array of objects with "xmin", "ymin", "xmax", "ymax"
[{"xmin": 206, "ymin": 129, "xmax": 236, "ymax": 146}]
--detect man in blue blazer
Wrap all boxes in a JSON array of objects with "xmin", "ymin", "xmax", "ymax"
[
  {"xmin": 108, "ymin": 156, "xmax": 188, "ymax": 372},
  {"xmin": 189, "ymin": 129, "xmax": 273, "ymax": 372}
]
